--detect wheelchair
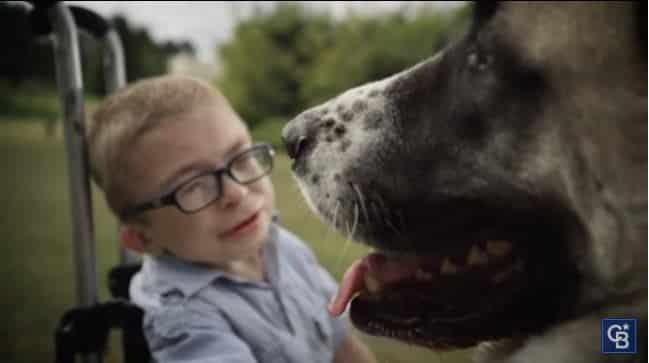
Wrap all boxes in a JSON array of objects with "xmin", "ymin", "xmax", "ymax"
[{"xmin": 18, "ymin": 2, "xmax": 150, "ymax": 362}]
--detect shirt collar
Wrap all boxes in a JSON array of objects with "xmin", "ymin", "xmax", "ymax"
[{"xmin": 143, "ymin": 216, "xmax": 281, "ymax": 298}]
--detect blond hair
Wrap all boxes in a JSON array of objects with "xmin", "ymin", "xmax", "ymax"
[{"xmin": 87, "ymin": 75, "xmax": 231, "ymax": 218}]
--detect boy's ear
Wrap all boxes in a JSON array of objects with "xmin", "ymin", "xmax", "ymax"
[{"xmin": 119, "ymin": 225, "xmax": 150, "ymax": 253}]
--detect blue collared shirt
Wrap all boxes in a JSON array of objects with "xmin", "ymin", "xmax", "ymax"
[{"xmin": 130, "ymin": 223, "xmax": 348, "ymax": 363}]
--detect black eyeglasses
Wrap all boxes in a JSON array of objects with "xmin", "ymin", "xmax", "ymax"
[{"xmin": 120, "ymin": 143, "xmax": 274, "ymax": 219}]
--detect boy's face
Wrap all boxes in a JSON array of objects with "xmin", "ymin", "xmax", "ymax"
[{"xmin": 124, "ymin": 104, "xmax": 275, "ymax": 268}]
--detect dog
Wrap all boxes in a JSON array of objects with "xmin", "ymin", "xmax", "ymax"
[{"xmin": 282, "ymin": 2, "xmax": 646, "ymax": 362}]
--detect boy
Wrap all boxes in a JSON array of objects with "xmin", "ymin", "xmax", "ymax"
[{"xmin": 87, "ymin": 75, "xmax": 376, "ymax": 363}]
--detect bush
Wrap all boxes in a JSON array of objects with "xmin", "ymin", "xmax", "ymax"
[{"xmin": 217, "ymin": 3, "xmax": 471, "ymax": 126}]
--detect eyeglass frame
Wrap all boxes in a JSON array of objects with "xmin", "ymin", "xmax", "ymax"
[{"xmin": 119, "ymin": 143, "xmax": 275, "ymax": 220}]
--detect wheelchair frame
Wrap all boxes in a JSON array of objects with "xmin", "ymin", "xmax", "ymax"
[{"xmin": 21, "ymin": 2, "xmax": 150, "ymax": 362}]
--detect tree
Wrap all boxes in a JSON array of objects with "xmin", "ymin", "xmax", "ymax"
[
  {"xmin": 0, "ymin": 2, "xmax": 55, "ymax": 87},
  {"xmin": 0, "ymin": 3, "xmax": 194, "ymax": 96},
  {"xmin": 216, "ymin": 2, "xmax": 471, "ymax": 128},
  {"xmin": 301, "ymin": 6, "xmax": 471, "ymax": 106},
  {"xmin": 109, "ymin": 14, "xmax": 195, "ymax": 89},
  {"xmin": 1, "ymin": 4, "xmax": 196, "ymax": 126},
  {"xmin": 217, "ymin": 3, "xmax": 336, "ymax": 127}
]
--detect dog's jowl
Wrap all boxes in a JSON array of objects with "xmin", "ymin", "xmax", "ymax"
[{"xmin": 283, "ymin": 2, "xmax": 646, "ymax": 363}]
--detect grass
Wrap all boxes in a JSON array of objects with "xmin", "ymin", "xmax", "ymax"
[
  {"xmin": 0, "ymin": 81, "xmax": 100, "ymax": 119},
  {"xmin": 0, "ymin": 120, "xmax": 473, "ymax": 363}
]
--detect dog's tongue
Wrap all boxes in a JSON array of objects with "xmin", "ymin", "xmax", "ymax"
[
  {"xmin": 328, "ymin": 253, "xmax": 419, "ymax": 316},
  {"xmin": 328, "ymin": 259, "xmax": 366, "ymax": 316}
]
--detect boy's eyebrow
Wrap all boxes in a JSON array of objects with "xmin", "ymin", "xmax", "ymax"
[
  {"xmin": 158, "ymin": 139, "xmax": 249, "ymax": 193},
  {"xmin": 158, "ymin": 162, "xmax": 210, "ymax": 193}
]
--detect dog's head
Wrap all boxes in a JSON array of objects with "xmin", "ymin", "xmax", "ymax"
[{"xmin": 283, "ymin": 2, "xmax": 646, "ymax": 351}]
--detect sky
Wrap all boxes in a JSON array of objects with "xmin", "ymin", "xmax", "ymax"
[{"xmin": 65, "ymin": 1, "xmax": 465, "ymax": 64}]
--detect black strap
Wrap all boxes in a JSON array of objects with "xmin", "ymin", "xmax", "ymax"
[
  {"xmin": 108, "ymin": 263, "xmax": 142, "ymax": 300},
  {"xmin": 28, "ymin": 3, "xmax": 111, "ymax": 38},
  {"xmin": 54, "ymin": 300, "xmax": 149, "ymax": 363}
]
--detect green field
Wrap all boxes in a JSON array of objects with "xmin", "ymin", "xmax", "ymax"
[{"xmin": 0, "ymin": 121, "xmax": 473, "ymax": 363}]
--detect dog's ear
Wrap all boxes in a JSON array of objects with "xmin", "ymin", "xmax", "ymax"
[{"xmin": 470, "ymin": 1, "xmax": 501, "ymax": 33}]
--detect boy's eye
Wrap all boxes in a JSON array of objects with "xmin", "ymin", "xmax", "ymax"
[
  {"xmin": 182, "ymin": 180, "xmax": 204, "ymax": 194},
  {"xmin": 176, "ymin": 176, "xmax": 218, "ymax": 209},
  {"xmin": 232, "ymin": 155, "xmax": 261, "ymax": 178},
  {"xmin": 237, "ymin": 155, "xmax": 256, "ymax": 169}
]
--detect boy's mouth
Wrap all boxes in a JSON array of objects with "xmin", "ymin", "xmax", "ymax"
[{"xmin": 220, "ymin": 210, "xmax": 261, "ymax": 239}]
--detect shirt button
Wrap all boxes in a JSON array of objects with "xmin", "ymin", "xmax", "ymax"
[{"xmin": 160, "ymin": 288, "xmax": 184, "ymax": 304}]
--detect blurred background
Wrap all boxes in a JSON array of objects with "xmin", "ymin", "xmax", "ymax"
[{"xmin": 1, "ymin": 1, "xmax": 474, "ymax": 362}]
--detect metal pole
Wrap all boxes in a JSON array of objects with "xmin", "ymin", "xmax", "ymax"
[
  {"xmin": 101, "ymin": 28, "xmax": 139, "ymax": 265},
  {"xmin": 48, "ymin": 4, "xmax": 100, "ymax": 363},
  {"xmin": 103, "ymin": 29, "xmax": 126, "ymax": 93}
]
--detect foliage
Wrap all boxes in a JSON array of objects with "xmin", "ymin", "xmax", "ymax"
[
  {"xmin": 217, "ymin": 4, "xmax": 336, "ymax": 127},
  {"xmin": 0, "ymin": 3, "xmax": 193, "ymax": 97},
  {"xmin": 1, "ymin": 2, "xmax": 471, "ymax": 132},
  {"xmin": 250, "ymin": 116, "xmax": 287, "ymax": 151},
  {"xmin": 217, "ymin": 3, "xmax": 471, "ymax": 128}
]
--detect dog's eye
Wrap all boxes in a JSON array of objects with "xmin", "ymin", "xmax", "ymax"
[{"xmin": 467, "ymin": 51, "xmax": 493, "ymax": 71}]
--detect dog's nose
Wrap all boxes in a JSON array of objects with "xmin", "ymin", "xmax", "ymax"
[{"xmin": 282, "ymin": 122, "xmax": 312, "ymax": 160}]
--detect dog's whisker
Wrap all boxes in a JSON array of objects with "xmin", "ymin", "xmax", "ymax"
[
  {"xmin": 319, "ymin": 201, "xmax": 340, "ymax": 258},
  {"xmin": 370, "ymin": 199, "xmax": 395, "ymax": 237},
  {"xmin": 331, "ymin": 201, "xmax": 341, "ymax": 231},
  {"xmin": 323, "ymin": 201, "xmax": 341, "ymax": 266},
  {"xmin": 369, "ymin": 201, "xmax": 382, "ymax": 221},
  {"xmin": 393, "ymin": 210, "xmax": 406, "ymax": 237},
  {"xmin": 372, "ymin": 193, "xmax": 404, "ymax": 239},
  {"xmin": 397, "ymin": 210, "xmax": 406, "ymax": 231},
  {"xmin": 381, "ymin": 214, "xmax": 392, "ymax": 231},
  {"xmin": 351, "ymin": 182, "xmax": 371, "ymax": 227},
  {"xmin": 350, "ymin": 203, "xmax": 359, "ymax": 241},
  {"xmin": 335, "ymin": 204, "xmax": 358, "ymax": 276},
  {"xmin": 335, "ymin": 219, "xmax": 354, "ymax": 276},
  {"xmin": 386, "ymin": 213, "xmax": 405, "ymax": 239},
  {"xmin": 336, "ymin": 237, "xmax": 352, "ymax": 275},
  {"xmin": 374, "ymin": 192, "xmax": 388, "ymax": 215}
]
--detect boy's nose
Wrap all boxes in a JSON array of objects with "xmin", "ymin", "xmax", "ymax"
[{"xmin": 218, "ymin": 176, "xmax": 248, "ymax": 208}]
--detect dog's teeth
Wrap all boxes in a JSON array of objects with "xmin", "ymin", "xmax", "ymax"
[
  {"xmin": 490, "ymin": 259, "xmax": 524, "ymax": 284},
  {"xmin": 400, "ymin": 317, "xmax": 421, "ymax": 326},
  {"xmin": 485, "ymin": 240, "xmax": 512, "ymax": 257},
  {"xmin": 365, "ymin": 273, "xmax": 381, "ymax": 293},
  {"xmin": 466, "ymin": 244, "xmax": 489, "ymax": 267},
  {"xmin": 440, "ymin": 258, "xmax": 459, "ymax": 274},
  {"xmin": 491, "ymin": 267, "xmax": 514, "ymax": 284},
  {"xmin": 415, "ymin": 268, "xmax": 434, "ymax": 281}
]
